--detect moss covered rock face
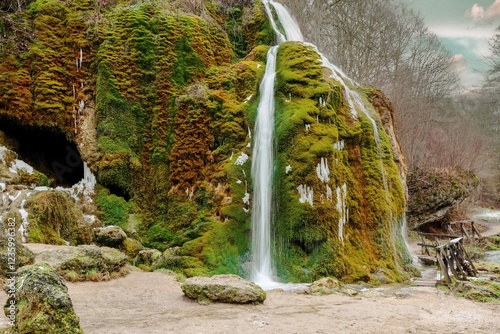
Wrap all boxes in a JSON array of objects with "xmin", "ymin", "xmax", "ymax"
[
  {"xmin": 0, "ymin": 0, "xmax": 411, "ymax": 284},
  {"xmin": 3, "ymin": 262, "xmax": 83, "ymax": 334},
  {"xmin": 272, "ymin": 42, "xmax": 410, "ymax": 283}
]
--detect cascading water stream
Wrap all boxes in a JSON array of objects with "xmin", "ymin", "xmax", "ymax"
[
  {"xmin": 250, "ymin": 0, "xmax": 304, "ymax": 288},
  {"xmin": 250, "ymin": 45, "xmax": 278, "ymax": 286}
]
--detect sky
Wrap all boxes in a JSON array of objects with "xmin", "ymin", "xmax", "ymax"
[{"xmin": 400, "ymin": 0, "xmax": 500, "ymax": 90}]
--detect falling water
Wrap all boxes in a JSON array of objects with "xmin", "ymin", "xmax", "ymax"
[
  {"xmin": 250, "ymin": 1, "xmax": 305, "ymax": 288},
  {"xmin": 251, "ymin": 45, "xmax": 278, "ymax": 286}
]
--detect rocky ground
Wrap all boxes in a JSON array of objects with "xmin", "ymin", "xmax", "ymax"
[{"xmin": 1, "ymin": 210, "xmax": 500, "ymax": 334}]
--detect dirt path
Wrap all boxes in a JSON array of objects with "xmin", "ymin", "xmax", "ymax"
[{"xmin": 66, "ymin": 271, "xmax": 500, "ymax": 334}]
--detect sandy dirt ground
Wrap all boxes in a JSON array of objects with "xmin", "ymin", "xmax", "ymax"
[
  {"xmin": 61, "ymin": 270, "xmax": 500, "ymax": 334},
  {"xmin": 1, "ymin": 212, "xmax": 500, "ymax": 334}
]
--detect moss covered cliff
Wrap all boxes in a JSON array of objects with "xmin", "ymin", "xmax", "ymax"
[{"xmin": 0, "ymin": 0, "xmax": 411, "ymax": 283}]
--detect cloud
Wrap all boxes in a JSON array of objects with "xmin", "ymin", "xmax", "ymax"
[{"xmin": 466, "ymin": 0, "xmax": 500, "ymax": 21}]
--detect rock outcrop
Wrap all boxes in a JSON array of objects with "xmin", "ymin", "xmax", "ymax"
[
  {"xmin": 181, "ymin": 274, "xmax": 266, "ymax": 304},
  {"xmin": 3, "ymin": 262, "xmax": 83, "ymax": 334},
  {"xmin": 407, "ymin": 167, "xmax": 479, "ymax": 230}
]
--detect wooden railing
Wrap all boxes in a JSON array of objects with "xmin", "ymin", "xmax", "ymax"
[
  {"xmin": 445, "ymin": 220, "xmax": 482, "ymax": 244},
  {"xmin": 435, "ymin": 237, "xmax": 477, "ymax": 285},
  {"xmin": 417, "ymin": 231, "xmax": 478, "ymax": 286}
]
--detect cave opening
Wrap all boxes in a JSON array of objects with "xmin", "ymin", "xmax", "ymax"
[{"xmin": 0, "ymin": 120, "xmax": 84, "ymax": 187}]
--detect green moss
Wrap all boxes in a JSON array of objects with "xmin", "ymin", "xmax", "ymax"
[
  {"xmin": 96, "ymin": 186, "xmax": 129, "ymax": 228},
  {"xmin": 26, "ymin": 190, "xmax": 89, "ymax": 245}
]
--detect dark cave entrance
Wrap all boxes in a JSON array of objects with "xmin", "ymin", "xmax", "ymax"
[{"xmin": 0, "ymin": 120, "xmax": 84, "ymax": 186}]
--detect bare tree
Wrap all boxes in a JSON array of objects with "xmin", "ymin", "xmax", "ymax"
[{"xmin": 279, "ymin": 0, "xmax": 460, "ymax": 170}]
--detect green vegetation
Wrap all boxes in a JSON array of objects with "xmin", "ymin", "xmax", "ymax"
[
  {"xmin": 96, "ymin": 186, "xmax": 129, "ymax": 228},
  {"xmin": 273, "ymin": 42, "xmax": 409, "ymax": 283}
]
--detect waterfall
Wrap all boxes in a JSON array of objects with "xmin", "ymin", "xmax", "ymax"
[
  {"xmin": 250, "ymin": 0, "xmax": 305, "ymax": 287},
  {"xmin": 250, "ymin": 45, "xmax": 278, "ymax": 285}
]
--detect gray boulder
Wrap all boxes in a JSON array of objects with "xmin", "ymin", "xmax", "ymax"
[
  {"xmin": 36, "ymin": 245, "xmax": 128, "ymax": 282},
  {"xmin": 181, "ymin": 274, "xmax": 266, "ymax": 304},
  {"xmin": 3, "ymin": 262, "xmax": 83, "ymax": 333},
  {"xmin": 305, "ymin": 277, "xmax": 341, "ymax": 295},
  {"xmin": 93, "ymin": 225, "xmax": 127, "ymax": 247}
]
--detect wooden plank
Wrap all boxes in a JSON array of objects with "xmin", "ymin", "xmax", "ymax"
[
  {"xmin": 418, "ymin": 232, "xmax": 459, "ymax": 239},
  {"xmin": 471, "ymin": 221, "xmax": 483, "ymax": 239}
]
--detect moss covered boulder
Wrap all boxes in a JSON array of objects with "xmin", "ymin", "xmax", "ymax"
[
  {"xmin": 26, "ymin": 190, "xmax": 91, "ymax": 245},
  {"xmin": 3, "ymin": 262, "xmax": 83, "ymax": 334},
  {"xmin": 35, "ymin": 245, "xmax": 128, "ymax": 282},
  {"xmin": 133, "ymin": 249, "xmax": 162, "ymax": 271},
  {"xmin": 181, "ymin": 274, "xmax": 266, "ymax": 304},
  {"xmin": 0, "ymin": 226, "xmax": 34, "ymax": 280},
  {"xmin": 93, "ymin": 225, "xmax": 127, "ymax": 247}
]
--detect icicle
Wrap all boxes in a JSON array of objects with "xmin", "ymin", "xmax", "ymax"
[
  {"xmin": 72, "ymin": 84, "xmax": 76, "ymax": 98},
  {"xmin": 297, "ymin": 184, "xmax": 314, "ymax": 206},
  {"xmin": 336, "ymin": 183, "xmax": 348, "ymax": 244},
  {"xmin": 316, "ymin": 115, "xmax": 319, "ymax": 123},
  {"xmin": 83, "ymin": 162, "xmax": 96, "ymax": 195},
  {"xmin": 316, "ymin": 158, "xmax": 330, "ymax": 183},
  {"xmin": 242, "ymin": 192, "xmax": 250, "ymax": 205},
  {"xmin": 326, "ymin": 185, "xmax": 333, "ymax": 201},
  {"xmin": 334, "ymin": 140, "xmax": 344, "ymax": 150},
  {"xmin": 79, "ymin": 48, "xmax": 83, "ymax": 69},
  {"xmin": 185, "ymin": 187, "xmax": 194, "ymax": 200},
  {"xmin": 234, "ymin": 153, "xmax": 249, "ymax": 166},
  {"xmin": 19, "ymin": 198, "xmax": 30, "ymax": 243},
  {"xmin": 78, "ymin": 100, "xmax": 85, "ymax": 115}
]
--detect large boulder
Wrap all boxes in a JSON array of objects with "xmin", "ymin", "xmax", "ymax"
[
  {"xmin": 407, "ymin": 167, "xmax": 479, "ymax": 230},
  {"xmin": 3, "ymin": 262, "xmax": 83, "ymax": 334},
  {"xmin": 181, "ymin": 274, "xmax": 266, "ymax": 304},
  {"xmin": 35, "ymin": 245, "xmax": 128, "ymax": 282}
]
